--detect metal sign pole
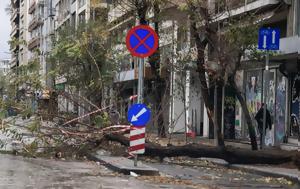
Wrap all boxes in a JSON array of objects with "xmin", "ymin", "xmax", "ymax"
[
  {"xmin": 138, "ymin": 58, "xmax": 144, "ymax": 104},
  {"xmin": 262, "ymin": 51, "xmax": 269, "ymax": 149},
  {"xmin": 134, "ymin": 57, "xmax": 144, "ymax": 167}
]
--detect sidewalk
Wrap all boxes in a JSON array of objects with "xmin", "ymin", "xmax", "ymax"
[
  {"xmin": 200, "ymin": 157, "xmax": 300, "ymax": 183},
  {"xmin": 230, "ymin": 164, "xmax": 300, "ymax": 183}
]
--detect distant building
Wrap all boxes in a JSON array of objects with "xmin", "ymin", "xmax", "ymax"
[{"xmin": 0, "ymin": 59, "xmax": 10, "ymax": 76}]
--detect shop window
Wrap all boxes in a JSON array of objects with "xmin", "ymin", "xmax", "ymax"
[{"xmin": 291, "ymin": 74, "xmax": 300, "ymax": 138}]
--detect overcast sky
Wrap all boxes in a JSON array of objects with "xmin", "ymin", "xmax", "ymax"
[{"xmin": 0, "ymin": 0, "xmax": 10, "ymax": 60}]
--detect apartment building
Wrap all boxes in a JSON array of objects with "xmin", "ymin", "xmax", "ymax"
[
  {"xmin": 10, "ymin": 0, "xmax": 27, "ymax": 68},
  {"xmin": 108, "ymin": 0, "xmax": 300, "ymax": 148},
  {"xmin": 9, "ymin": 0, "xmax": 300, "ymax": 148},
  {"xmin": 53, "ymin": 0, "xmax": 107, "ymax": 114},
  {"xmin": 0, "ymin": 59, "xmax": 10, "ymax": 76},
  {"xmin": 211, "ymin": 0, "xmax": 300, "ymax": 149},
  {"xmin": 107, "ymin": 1, "xmax": 200, "ymax": 134}
]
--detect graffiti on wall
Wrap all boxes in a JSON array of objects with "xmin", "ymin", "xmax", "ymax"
[
  {"xmin": 275, "ymin": 73, "xmax": 286, "ymax": 142},
  {"xmin": 246, "ymin": 72, "xmax": 262, "ymax": 117},
  {"xmin": 291, "ymin": 75, "xmax": 300, "ymax": 137}
]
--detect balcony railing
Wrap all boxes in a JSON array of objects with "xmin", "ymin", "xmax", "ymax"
[
  {"xmin": 29, "ymin": 1, "xmax": 36, "ymax": 14},
  {"xmin": 10, "ymin": 24, "xmax": 19, "ymax": 37},
  {"xmin": 10, "ymin": 10, "xmax": 19, "ymax": 21},
  {"xmin": 13, "ymin": 0, "xmax": 19, "ymax": 6},
  {"xmin": 279, "ymin": 36, "xmax": 300, "ymax": 54},
  {"xmin": 78, "ymin": 0, "xmax": 86, "ymax": 9},
  {"xmin": 114, "ymin": 66, "xmax": 154, "ymax": 83},
  {"xmin": 28, "ymin": 36, "xmax": 40, "ymax": 50},
  {"xmin": 28, "ymin": 15, "xmax": 43, "ymax": 32},
  {"xmin": 10, "ymin": 56, "xmax": 17, "ymax": 68},
  {"xmin": 212, "ymin": 0, "xmax": 279, "ymax": 22}
]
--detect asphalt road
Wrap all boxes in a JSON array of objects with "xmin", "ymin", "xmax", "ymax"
[
  {"xmin": 0, "ymin": 154, "xmax": 189, "ymax": 189},
  {"xmin": 0, "ymin": 153, "xmax": 298, "ymax": 189}
]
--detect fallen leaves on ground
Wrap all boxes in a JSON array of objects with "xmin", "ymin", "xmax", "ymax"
[
  {"xmin": 138, "ymin": 176, "xmax": 215, "ymax": 189},
  {"xmin": 255, "ymin": 177, "xmax": 293, "ymax": 185}
]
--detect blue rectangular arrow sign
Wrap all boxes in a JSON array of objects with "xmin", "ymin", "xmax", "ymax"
[{"xmin": 258, "ymin": 28, "xmax": 280, "ymax": 50}]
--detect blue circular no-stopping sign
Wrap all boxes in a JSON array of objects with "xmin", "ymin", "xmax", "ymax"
[{"xmin": 126, "ymin": 25, "xmax": 159, "ymax": 58}]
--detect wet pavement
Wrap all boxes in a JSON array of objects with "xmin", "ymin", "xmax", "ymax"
[
  {"xmin": 148, "ymin": 161, "xmax": 299, "ymax": 189},
  {"xmin": 0, "ymin": 153, "xmax": 298, "ymax": 189},
  {"xmin": 0, "ymin": 154, "xmax": 190, "ymax": 189}
]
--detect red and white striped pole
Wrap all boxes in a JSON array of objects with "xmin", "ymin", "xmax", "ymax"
[{"xmin": 129, "ymin": 126, "xmax": 145, "ymax": 154}]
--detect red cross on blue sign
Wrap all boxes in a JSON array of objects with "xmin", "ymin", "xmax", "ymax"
[{"xmin": 126, "ymin": 25, "xmax": 159, "ymax": 58}]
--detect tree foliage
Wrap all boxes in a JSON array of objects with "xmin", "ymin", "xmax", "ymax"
[{"xmin": 48, "ymin": 21, "xmax": 117, "ymax": 99}]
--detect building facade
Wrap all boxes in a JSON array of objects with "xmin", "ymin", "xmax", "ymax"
[
  {"xmin": 0, "ymin": 59, "xmax": 10, "ymax": 76},
  {"xmin": 10, "ymin": 0, "xmax": 300, "ymax": 148},
  {"xmin": 215, "ymin": 0, "xmax": 300, "ymax": 149}
]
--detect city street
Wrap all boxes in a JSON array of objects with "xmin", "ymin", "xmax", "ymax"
[
  {"xmin": 0, "ymin": 154, "xmax": 183, "ymax": 189},
  {"xmin": 1, "ymin": 0, "xmax": 300, "ymax": 189},
  {"xmin": 0, "ymin": 153, "xmax": 298, "ymax": 189}
]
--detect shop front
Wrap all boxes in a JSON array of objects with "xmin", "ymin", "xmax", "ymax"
[
  {"xmin": 278, "ymin": 53, "xmax": 300, "ymax": 145},
  {"xmin": 224, "ymin": 62, "xmax": 290, "ymax": 146}
]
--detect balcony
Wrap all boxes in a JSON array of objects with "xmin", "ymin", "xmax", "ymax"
[
  {"xmin": 78, "ymin": 0, "xmax": 86, "ymax": 9},
  {"xmin": 10, "ymin": 56, "xmax": 17, "ymax": 68},
  {"xmin": 279, "ymin": 36, "xmax": 300, "ymax": 54},
  {"xmin": 13, "ymin": 0, "xmax": 19, "ymax": 5},
  {"xmin": 29, "ymin": 1, "xmax": 36, "ymax": 14},
  {"xmin": 225, "ymin": 0, "xmax": 258, "ymax": 10},
  {"xmin": 212, "ymin": 0, "xmax": 279, "ymax": 22},
  {"xmin": 114, "ymin": 66, "xmax": 155, "ymax": 83},
  {"xmin": 10, "ymin": 24, "xmax": 19, "ymax": 37},
  {"xmin": 11, "ymin": 42, "xmax": 19, "ymax": 52},
  {"xmin": 114, "ymin": 69, "xmax": 136, "ymax": 82},
  {"xmin": 28, "ymin": 36, "xmax": 40, "ymax": 50},
  {"xmin": 28, "ymin": 15, "xmax": 43, "ymax": 32},
  {"xmin": 108, "ymin": 4, "xmax": 130, "ymax": 23},
  {"xmin": 10, "ymin": 10, "xmax": 19, "ymax": 21}
]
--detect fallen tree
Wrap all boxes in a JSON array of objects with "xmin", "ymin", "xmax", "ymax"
[{"xmin": 105, "ymin": 134, "xmax": 300, "ymax": 168}]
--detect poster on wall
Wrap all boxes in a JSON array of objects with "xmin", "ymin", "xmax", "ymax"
[
  {"xmin": 266, "ymin": 72, "xmax": 275, "ymax": 118},
  {"xmin": 265, "ymin": 71, "xmax": 275, "ymax": 146},
  {"xmin": 246, "ymin": 71, "xmax": 262, "ymax": 138}
]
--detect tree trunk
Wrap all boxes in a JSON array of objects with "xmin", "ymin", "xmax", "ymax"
[
  {"xmin": 190, "ymin": 8, "xmax": 219, "ymax": 143},
  {"xmin": 151, "ymin": 2, "xmax": 165, "ymax": 137},
  {"xmin": 215, "ymin": 83, "xmax": 225, "ymax": 146},
  {"xmin": 229, "ymin": 77, "xmax": 258, "ymax": 150},
  {"xmin": 105, "ymin": 133, "xmax": 298, "ymax": 167}
]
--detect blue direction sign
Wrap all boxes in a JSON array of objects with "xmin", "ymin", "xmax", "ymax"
[
  {"xmin": 258, "ymin": 28, "xmax": 280, "ymax": 50},
  {"xmin": 127, "ymin": 104, "xmax": 151, "ymax": 127}
]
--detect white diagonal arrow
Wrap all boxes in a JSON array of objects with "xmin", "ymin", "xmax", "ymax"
[
  {"xmin": 263, "ymin": 35, "xmax": 267, "ymax": 49},
  {"xmin": 131, "ymin": 108, "xmax": 147, "ymax": 122},
  {"xmin": 272, "ymin": 30, "xmax": 276, "ymax": 44}
]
